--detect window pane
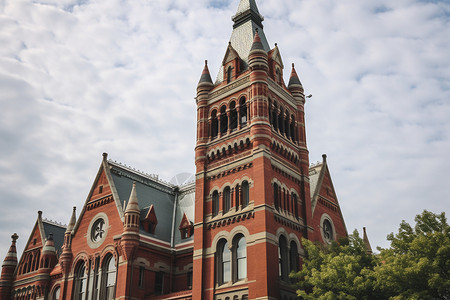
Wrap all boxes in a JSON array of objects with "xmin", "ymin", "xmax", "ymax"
[
  {"xmin": 237, "ymin": 258, "xmax": 246, "ymax": 280},
  {"xmin": 222, "ymin": 242, "xmax": 231, "ymax": 283}
]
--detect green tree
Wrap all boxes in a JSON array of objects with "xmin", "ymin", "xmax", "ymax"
[
  {"xmin": 375, "ymin": 210, "xmax": 450, "ymax": 299},
  {"xmin": 293, "ymin": 231, "xmax": 382, "ymax": 299},
  {"xmin": 293, "ymin": 210, "xmax": 450, "ymax": 300}
]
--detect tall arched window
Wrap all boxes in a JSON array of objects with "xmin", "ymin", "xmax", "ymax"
[
  {"xmin": 289, "ymin": 241, "xmax": 299, "ymax": 273},
  {"xmin": 278, "ymin": 236, "xmax": 288, "ymax": 281},
  {"xmin": 239, "ymin": 98, "xmax": 247, "ymax": 127},
  {"xmin": 278, "ymin": 108, "xmax": 284, "ymax": 135},
  {"xmin": 230, "ymin": 101, "xmax": 238, "ymax": 131},
  {"xmin": 290, "ymin": 115, "xmax": 296, "ymax": 141},
  {"xmin": 223, "ymin": 187, "xmax": 231, "ymax": 214},
  {"xmin": 218, "ymin": 240, "xmax": 231, "ymax": 284},
  {"xmin": 274, "ymin": 183, "xmax": 279, "ymax": 209},
  {"xmin": 235, "ymin": 236, "xmax": 247, "ymax": 281},
  {"xmin": 74, "ymin": 262, "xmax": 87, "ymax": 300},
  {"xmin": 52, "ymin": 286, "xmax": 60, "ymax": 300},
  {"xmin": 212, "ymin": 191, "xmax": 219, "ymax": 217},
  {"xmin": 102, "ymin": 255, "xmax": 116, "ymax": 299},
  {"xmin": 241, "ymin": 181, "xmax": 249, "ymax": 207},
  {"xmin": 220, "ymin": 105, "xmax": 228, "ymax": 135},
  {"xmin": 273, "ymin": 103, "xmax": 278, "ymax": 131},
  {"xmin": 211, "ymin": 110, "xmax": 218, "ymax": 139},
  {"xmin": 292, "ymin": 193, "xmax": 298, "ymax": 218}
]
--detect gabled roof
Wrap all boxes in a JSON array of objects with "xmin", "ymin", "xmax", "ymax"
[
  {"xmin": 41, "ymin": 220, "xmax": 66, "ymax": 256},
  {"xmin": 309, "ymin": 155, "xmax": 339, "ymax": 215}
]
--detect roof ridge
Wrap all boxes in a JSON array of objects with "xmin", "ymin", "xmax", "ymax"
[{"xmin": 42, "ymin": 218, "xmax": 67, "ymax": 229}]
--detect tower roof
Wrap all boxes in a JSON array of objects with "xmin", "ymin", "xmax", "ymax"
[
  {"xmin": 198, "ymin": 60, "xmax": 213, "ymax": 85},
  {"xmin": 1, "ymin": 233, "xmax": 18, "ymax": 268},
  {"xmin": 216, "ymin": 0, "xmax": 270, "ymax": 83},
  {"xmin": 125, "ymin": 182, "xmax": 140, "ymax": 213},
  {"xmin": 288, "ymin": 63, "xmax": 303, "ymax": 88}
]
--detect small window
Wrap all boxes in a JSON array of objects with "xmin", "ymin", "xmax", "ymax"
[
  {"xmin": 155, "ymin": 271, "xmax": 164, "ymax": 295},
  {"xmin": 323, "ymin": 219, "xmax": 333, "ymax": 242},
  {"xmin": 138, "ymin": 267, "xmax": 145, "ymax": 288},
  {"xmin": 239, "ymin": 98, "xmax": 247, "ymax": 126},
  {"xmin": 212, "ymin": 191, "xmax": 219, "ymax": 217},
  {"xmin": 241, "ymin": 181, "xmax": 249, "ymax": 207},
  {"xmin": 223, "ymin": 187, "xmax": 231, "ymax": 214},
  {"xmin": 227, "ymin": 66, "xmax": 232, "ymax": 83},
  {"xmin": 220, "ymin": 105, "xmax": 228, "ymax": 135},
  {"xmin": 211, "ymin": 110, "xmax": 218, "ymax": 139},
  {"xmin": 187, "ymin": 269, "xmax": 193, "ymax": 289},
  {"xmin": 99, "ymin": 185, "xmax": 103, "ymax": 194}
]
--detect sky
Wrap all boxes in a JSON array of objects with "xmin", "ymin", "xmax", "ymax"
[{"xmin": 0, "ymin": 0, "xmax": 449, "ymax": 260}]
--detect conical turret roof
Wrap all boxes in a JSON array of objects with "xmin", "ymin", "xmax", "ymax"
[
  {"xmin": 66, "ymin": 207, "xmax": 76, "ymax": 233},
  {"xmin": 125, "ymin": 182, "xmax": 140, "ymax": 213},
  {"xmin": 1, "ymin": 233, "xmax": 18, "ymax": 268},
  {"xmin": 198, "ymin": 60, "xmax": 213, "ymax": 85},
  {"xmin": 288, "ymin": 63, "xmax": 303, "ymax": 88}
]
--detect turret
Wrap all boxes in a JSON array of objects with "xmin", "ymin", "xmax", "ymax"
[
  {"xmin": 195, "ymin": 60, "xmax": 214, "ymax": 170},
  {"xmin": 248, "ymin": 29, "xmax": 268, "ymax": 72},
  {"xmin": 60, "ymin": 207, "xmax": 76, "ymax": 275},
  {"xmin": 288, "ymin": 63, "xmax": 305, "ymax": 104},
  {"xmin": 121, "ymin": 182, "xmax": 140, "ymax": 260},
  {"xmin": 39, "ymin": 234, "xmax": 57, "ymax": 271},
  {"xmin": 0, "ymin": 233, "xmax": 19, "ymax": 299}
]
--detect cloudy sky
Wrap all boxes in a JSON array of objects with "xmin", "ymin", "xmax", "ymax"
[{"xmin": 1, "ymin": 0, "xmax": 449, "ymax": 259}]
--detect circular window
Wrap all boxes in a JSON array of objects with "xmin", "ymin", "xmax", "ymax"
[
  {"xmin": 87, "ymin": 212, "xmax": 109, "ymax": 249},
  {"xmin": 322, "ymin": 219, "xmax": 333, "ymax": 242},
  {"xmin": 320, "ymin": 214, "xmax": 335, "ymax": 244},
  {"xmin": 91, "ymin": 218, "xmax": 105, "ymax": 242}
]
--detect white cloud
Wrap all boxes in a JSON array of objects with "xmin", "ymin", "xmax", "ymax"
[{"xmin": 0, "ymin": 0, "xmax": 449, "ymax": 259}]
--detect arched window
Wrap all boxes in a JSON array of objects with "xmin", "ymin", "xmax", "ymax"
[
  {"xmin": 235, "ymin": 236, "xmax": 247, "ymax": 281},
  {"xmin": 220, "ymin": 105, "xmax": 228, "ymax": 135},
  {"xmin": 268, "ymin": 99, "xmax": 273, "ymax": 125},
  {"xmin": 211, "ymin": 110, "xmax": 218, "ymax": 139},
  {"xmin": 241, "ymin": 181, "xmax": 249, "ymax": 207},
  {"xmin": 230, "ymin": 101, "xmax": 238, "ymax": 131},
  {"xmin": 273, "ymin": 102, "xmax": 278, "ymax": 131},
  {"xmin": 74, "ymin": 262, "xmax": 87, "ymax": 300},
  {"xmin": 102, "ymin": 255, "xmax": 116, "ymax": 299},
  {"xmin": 290, "ymin": 115, "xmax": 296, "ymax": 141},
  {"xmin": 218, "ymin": 240, "xmax": 231, "ymax": 284},
  {"xmin": 289, "ymin": 241, "xmax": 299, "ymax": 273},
  {"xmin": 292, "ymin": 193, "xmax": 298, "ymax": 218},
  {"xmin": 284, "ymin": 113, "xmax": 290, "ymax": 137},
  {"xmin": 212, "ymin": 191, "xmax": 219, "ymax": 217},
  {"xmin": 227, "ymin": 66, "xmax": 232, "ymax": 83},
  {"xmin": 274, "ymin": 183, "xmax": 279, "ymax": 209},
  {"xmin": 239, "ymin": 98, "xmax": 247, "ymax": 127},
  {"xmin": 278, "ymin": 236, "xmax": 288, "ymax": 281},
  {"xmin": 223, "ymin": 187, "xmax": 231, "ymax": 214},
  {"xmin": 278, "ymin": 108, "xmax": 284, "ymax": 135},
  {"xmin": 52, "ymin": 286, "xmax": 60, "ymax": 300}
]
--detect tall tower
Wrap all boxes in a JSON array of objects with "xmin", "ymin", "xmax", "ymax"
[{"xmin": 193, "ymin": 0, "xmax": 311, "ymax": 299}]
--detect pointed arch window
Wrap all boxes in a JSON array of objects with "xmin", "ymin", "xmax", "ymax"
[
  {"xmin": 212, "ymin": 191, "xmax": 219, "ymax": 217},
  {"xmin": 241, "ymin": 181, "xmax": 249, "ymax": 207},
  {"xmin": 102, "ymin": 255, "xmax": 116, "ymax": 299},
  {"xmin": 74, "ymin": 262, "xmax": 87, "ymax": 300},
  {"xmin": 239, "ymin": 97, "xmax": 247, "ymax": 127},
  {"xmin": 273, "ymin": 103, "xmax": 278, "ymax": 131},
  {"xmin": 290, "ymin": 115, "xmax": 296, "ymax": 141},
  {"xmin": 223, "ymin": 187, "xmax": 231, "ymax": 214},
  {"xmin": 52, "ymin": 286, "xmax": 60, "ymax": 300},
  {"xmin": 292, "ymin": 193, "xmax": 298, "ymax": 218}
]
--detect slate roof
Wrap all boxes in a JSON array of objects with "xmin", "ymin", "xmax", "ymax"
[
  {"xmin": 107, "ymin": 161, "xmax": 195, "ymax": 246},
  {"xmin": 42, "ymin": 220, "xmax": 66, "ymax": 256}
]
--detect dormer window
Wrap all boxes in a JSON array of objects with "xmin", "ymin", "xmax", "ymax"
[
  {"xmin": 227, "ymin": 66, "xmax": 233, "ymax": 83},
  {"xmin": 143, "ymin": 205, "xmax": 157, "ymax": 234},
  {"xmin": 179, "ymin": 213, "xmax": 194, "ymax": 240}
]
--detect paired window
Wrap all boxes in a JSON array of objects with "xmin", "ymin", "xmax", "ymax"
[
  {"xmin": 217, "ymin": 235, "xmax": 247, "ymax": 285},
  {"xmin": 211, "ymin": 181, "xmax": 250, "ymax": 218},
  {"xmin": 278, "ymin": 236, "xmax": 300, "ymax": 282},
  {"xmin": 210, "ymin": 97, "xmax": 248, "ymax": 140},
  {"xmin": 273, "ymin": 182, "xmax": 300, "ymax": 217},
  {"xmin": 268, "ymin": 99, "xmax": 298, "ymax": 142},
  {"xmin": 73, "ymin": 255, "xmax": 116, "ymax": 300}
]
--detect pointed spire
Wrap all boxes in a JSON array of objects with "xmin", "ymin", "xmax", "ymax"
[
  {"xmin": 363, "ymin": 227, "xmax": 373, "ymax": 254},
  {"xmin": 66, "ymin": 207, "xmax": 76, "ymax": 233},
  {"xmin": 125, "ymin": 182, "xmax": 140, "ymax": 213},
  {"xmin": 1, "ymin": 234, "xmax": 18, "ymax": 269},
  {"xmin": 233, "ymin": 0, "xmax": 264, "ymax": 28},
  {"xmin": 198, "ymin": 60, "xmax": 213, "ymax": 85},
  {"xmin": 288, "ymin": 63, "xmax": 303, "ymax": 88}
]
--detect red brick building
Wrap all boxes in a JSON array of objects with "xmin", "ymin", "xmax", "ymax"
[{"xmin": 0, "ymin": 1, "xmax": 347, "ymax": 299}]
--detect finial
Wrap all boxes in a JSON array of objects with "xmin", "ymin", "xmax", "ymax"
[
  {"xmin": 322, "ymin": 154, "xmax": 327, "ymax": 162},
  {"xmin": 205, "ymin": 60, "xmax": 208, "ymax": 65},
  {"xmin": 11, "ymin": 233, "xmax": 18, "ymax": 243},
  {"xmin": 38, "ymin": 211, "xmax": 42, "ymax": 217},
  {"xmin": 292, "ymin": 63, "xmax": 295, "ymax": 68},
  {"xmin": 275, "ymin": 43, "xmax": 277, "ymax": 47},
  {"xmin": 103, "ymin": 152, "xmax": 108, "ymax": 161}
]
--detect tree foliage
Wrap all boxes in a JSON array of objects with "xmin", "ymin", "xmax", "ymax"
[{"xmin": 293, "ymin": 210, "xmax": 450, "ymax": 300}]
